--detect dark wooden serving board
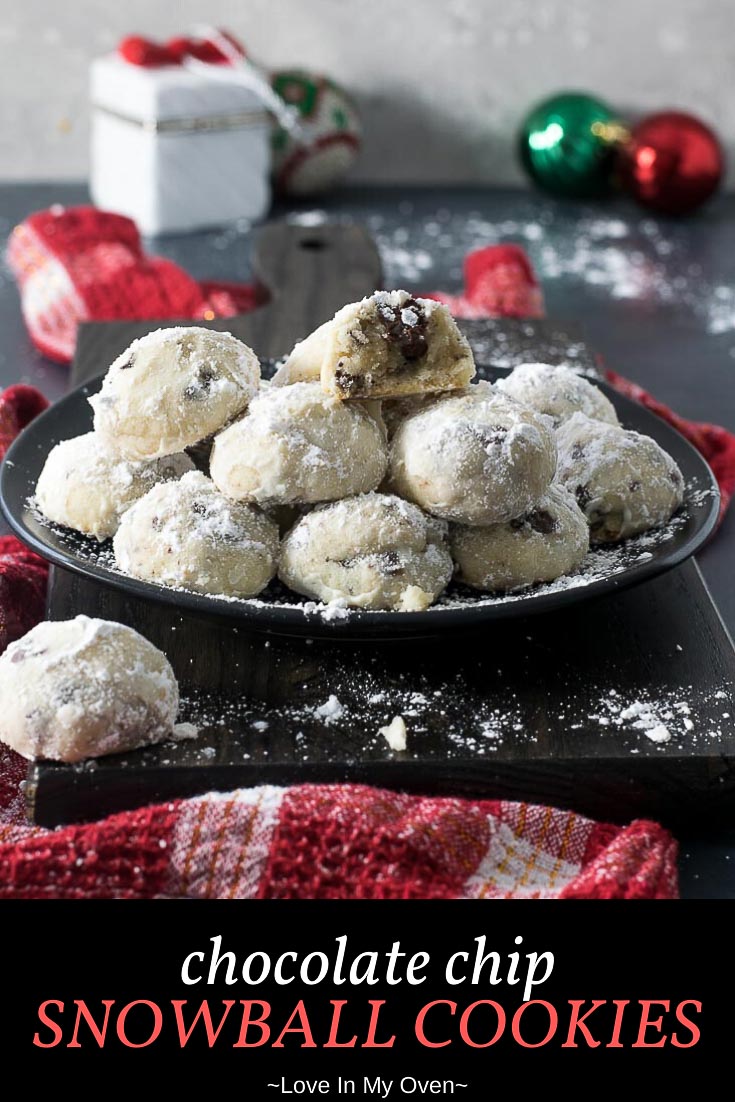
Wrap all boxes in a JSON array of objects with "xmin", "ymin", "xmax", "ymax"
[{"xmin": 29, "ymin": 221, "xmax": 735, "ymax": 831}]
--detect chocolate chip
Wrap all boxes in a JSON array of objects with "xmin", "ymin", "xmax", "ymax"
[
  {"xmin": 184, "ymin": 366, "xmax": 218, "ymax": 400},
  {"xmin": 335, "ymin": 368, "xmax": 359, "ymax": 393},
  {"xmin": 192, "ymin": 501, "xmax": 208, "ymax": 516},
  {"xmin": 629, "ymin": 480, "xmax": 641, "ymax": 492},
  {"xmin": 571, "ymin": 443, "xmax": 586, "ymax": 460},
  {"xmin": 670, "ymin": 469, "xmax": 683, "ymax": 485},
  {"xmin": 527, "ymin": 509, "xmax": 558, "ymax": 535},
  {"xmin": 478, "ymin": 424, "xmax": 508, "ymax": 447},
  {"xmin": 380, "ymin": 551, "xmax": 405, "ymax": 576},
  {"xmin": 575, "ymin": 484, "xmax": 592, "ymax": 510},
  {"xmin": 119, "ymin": 356, "xmax": 134, "ymax": 371},
  {"xmin": 151, "ymin": 516, "xmax": 163, "ymax": 531},
  {"xmin": 379, "ymin": 297, "xmax": 429, "ymax": 362},
  {"xmin": 510, "ymin": 510, "xmax": 558, "ymax": 534}
]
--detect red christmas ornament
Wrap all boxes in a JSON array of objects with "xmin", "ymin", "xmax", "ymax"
[{"xmin": 620, "ymin": 111, "xmax": 724, "ymax": 215}]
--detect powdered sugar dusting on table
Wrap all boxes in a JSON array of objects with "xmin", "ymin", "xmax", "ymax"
[{"xmin": 289, "ymin": 204, "xmax": 735, "ymax": 339}]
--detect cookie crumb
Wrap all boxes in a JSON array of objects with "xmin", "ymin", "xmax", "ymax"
[
  {"xmin": 172, "ymin": 722, "xmax": 199, "ymax": 741},
  {"xmin": 380, "ymin": 714, "xmax": 408, "ymax": 752},
  {"xmin": 314, "ymin": 694, "xmax": 344, "ymax": 724}
]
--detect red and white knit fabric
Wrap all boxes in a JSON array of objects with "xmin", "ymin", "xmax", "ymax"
[
  {"xmin": 427, "ymin": 243, "xmax": 545, "ymax": 319},
  {"xmin": 0, "ymin": 766, "xmax": 677, "ymax": 899},
  {"xmin": 6, "ymin": 206, "xmax": 264, "ymax": 364}
]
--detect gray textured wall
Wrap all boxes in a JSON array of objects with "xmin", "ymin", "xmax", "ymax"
[{"xmin": 1, "ymin": 0, "xmax": 733, "ymax": 185}]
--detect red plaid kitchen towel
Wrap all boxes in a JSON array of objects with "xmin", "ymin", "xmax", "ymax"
[
  {"xmin": 1, "ymin": 239, "xmax": 733, "ymax": 900},
  {"xmin": 0, "ymin": 775, "xmax": 676, "ymax": 899}
]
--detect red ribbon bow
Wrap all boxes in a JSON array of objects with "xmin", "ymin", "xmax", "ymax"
[{"xmin": 118, "ymin": 30, "xmax": 245, "ymax": 69}]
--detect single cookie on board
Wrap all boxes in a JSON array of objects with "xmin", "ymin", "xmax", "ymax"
[
  {"xmin": 279, "ymin": 492, "xmax": 453, "ymax": 611},
  {"xmin": 90, "ymin": 327, "xmax": 260, "ymax": 460},
  {"xmin": 451, "ymin": 483, "xmax": 589, "ymax": 592},
  {"xmin": 0, "ymin": 616, "xmax": 179, "ymax": 762},
  {"xmin": 321, "ymin": 290, "xmax": 476, "ymax": 400},
  {"xmin": 210, "ymin": 382, "xmax": 388, "ymax": 507},
  {"xmin": 556, "ymin": 412, "xmax": 684, "ymax": 542},
  {"xmin": 497, "ymin": 362, "xmax": 619, "ymax": 427},
  {"xmin": 113, "ymin": 471, "xmax": 279, "ymax": 598},
  {"xmin": 35, "ymin": 432, "xmax": 194, "ymax": 541},
  {"xmin": 390, "ymin": 382, "xmax": 557, "ymax": 526}
]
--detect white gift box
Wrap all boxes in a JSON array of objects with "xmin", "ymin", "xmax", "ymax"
[{"xmin": 90, "ymin": 54, "xmax": 272, "ymax": 235}]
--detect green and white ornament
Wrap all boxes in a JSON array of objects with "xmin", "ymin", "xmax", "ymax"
[{"xmin": 270, "ymin": 69, "xmax": 361, "ymax": 195}]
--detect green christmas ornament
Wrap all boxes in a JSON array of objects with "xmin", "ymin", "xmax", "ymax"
[{"xmin": 519, "ymin": 92, "xmax": 625, "ymax": 198}]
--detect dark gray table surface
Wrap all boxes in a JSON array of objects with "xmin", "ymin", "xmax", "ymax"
[{"xmin": 1, "ymin": 182, "xmax": 733, "ymax": 897}]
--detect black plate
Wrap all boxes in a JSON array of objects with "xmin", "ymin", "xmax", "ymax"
[{"xmin": 0, "ymin": 367, "xmax": 720, "ymax": 639}]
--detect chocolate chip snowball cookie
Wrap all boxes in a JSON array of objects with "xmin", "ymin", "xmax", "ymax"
[
  {"xmin": 113, "ymin": 471, "xmax": 279, "ymax": 597},
  {"xmin": 451, "ymin": 483, "xmax": 589, "ymax": 592},
  {"xmin": 209, "ymin": 382, "xmax": 388, "ymax": 507},
  {"xmin": 91, "ymin": 327, "xmax": 260, "ymax": 460},
  {"xmin": 279, "ymin": 493, "xmax": 453, "ymax": 611},
  {"xmin": 35, "ymin": 433, "xmax": 194, "ymax": 541},
  {"xmin": 556, "ymin": 413, "xmax": 684, "ymax": 542},
  {"xmin": 497, "ymin": 363, "xmax": 619, "ymax": 427},
  {"xmin": 390, "ymin": 382, "xmax": 557, "ymax": 526},
  {"xmin": 0, "ymin": 616, "xmax": 178, "ymax": 762},
  {"xmin": 321, "ymin": 290, "xmax": 476, "ymax": 399}
]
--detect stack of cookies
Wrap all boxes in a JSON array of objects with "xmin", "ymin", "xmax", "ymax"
[{"xmin": 35, "ymin": 291, "xmax": 684, "ymax": 612}]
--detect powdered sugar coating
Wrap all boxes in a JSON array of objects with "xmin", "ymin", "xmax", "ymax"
[
  {"xmin": 556, "ymin": 412, "xmax": 685, "ymax": 542},
  {"xmin": 390, "ymin": 381, "xmax": 557, "ymax": 525},
  {"xmin": 90, "ymin": 327, "xmax": 260, "ymax": 460},
  {"xmin": 280, "ymin": 492, "xmax": 453, "ymax": 611},
  {"xmin": 35, "ymin": 432, "xmax": 194, "ymax": 541},
  {"xmin": 0, "ymin": 616, "xmax": 179, "ymax": 762},
  {"xmin": 210, "ymin": 382, "xmax": 388, "ymax": 507},
  {"xmin": 497, "ymin": 363, "xmax": 619, "ymax": 427},
  {"xmin": 113, "ymin": 471, "xmax": 279, "ymax": 597},
  {"xmin": 451, "ymin": 483, "xmax": 589, "ymax": 591}
]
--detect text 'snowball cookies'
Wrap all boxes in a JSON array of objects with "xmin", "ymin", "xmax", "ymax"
[
  {"xmin": 279, "ymin": 493, "xmax": 453, "ymax": 611},
  {"xmin": 451, "ymin": 483, "xmax": 589, "ymax": 592},
  {"xmin": 113, "ymin": 471, "xmax": 279, "ymax": 597},
  {"xmin": 210, "ymin": 382, "xmax": 388, "ymax": 507},
  {"xmin": 321, "ymin": 290, "xmax": 476, "ymax": 400},
  {"xmin": 390, "ymin": 382, "xmax": 557, "ymax": 526},
  {"xmin": 90, "ymin": 327, "xmax": 260, "ymax": 460},
  {"xmin": 556, "ymin": 413, "xmax": 685, "ymax": 542},
  {"xmin": 35, "ymin": 433, "xmax": 194, "ymax": 541},
  {"xmin": 0, "ymin": 616, "xmax": 178, "ymax": 762},
  {"xmin": 497, "ymin": 363, "xmax": 619, "ymax": 427}
]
